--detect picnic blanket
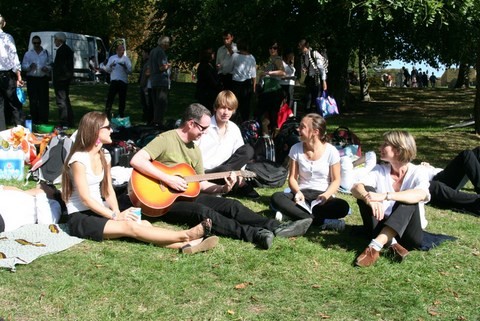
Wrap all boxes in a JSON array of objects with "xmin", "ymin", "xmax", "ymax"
[{"xmin": 0, "ymin": 224, "xmax": 83, "ymax": 272}]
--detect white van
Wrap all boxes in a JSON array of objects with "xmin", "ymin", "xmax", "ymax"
[{"xmin": 28, "ymin": 31, "xmax": 109, "ymax": 80}]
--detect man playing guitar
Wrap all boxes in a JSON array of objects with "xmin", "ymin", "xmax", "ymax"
[{"xmin": 130, "ymin": 103, "xmax": 312, "ymax": 250}]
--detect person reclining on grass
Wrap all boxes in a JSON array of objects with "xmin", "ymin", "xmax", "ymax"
[
  {"xmin": 0, "ymin": 185, "xmax": 61, "ymax": 233},
  {"xmin": 129, "ymin": 103, "xmax": 312, "ymax": 250},
  {"xmin": 61, "ymin": 111, "xmax": 218, "ymax": 254},
  {"xmin": 421, "ymin": 147, "xmax": 480, "ymax": 216}
]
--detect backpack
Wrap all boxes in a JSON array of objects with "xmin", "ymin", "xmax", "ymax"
[
  {"xmin": 27, "ymin": 134, "xmax": 73, "ymax": 184},
  {"xmin": 274, "ymin": 117, "xmax": 300, "ymax": 167},
  {"xmin": 246, "ymin": 161, "xmax": 288, "ymax": 188},
  {"xmin": 254, "ymin": 136, "xmax": 275, "ymax": 162},
  {"xmin": 240, "ymin": 119, "xmax": 261, "ymax": 147},
  {"xmin": 328, "ymin": 126, "xmax": 362, "ymax": 159}
]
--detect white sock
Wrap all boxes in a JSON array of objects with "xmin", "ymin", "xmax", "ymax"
[{"xmin": 369, "ymin": 239, "xmax": 383, "ymax": 252}]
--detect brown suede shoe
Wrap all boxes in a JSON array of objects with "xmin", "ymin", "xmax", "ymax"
[
  {"xmin": 355, "ymin": 246, "xmax": 380, "ymax": 267},
  {"xmin": 388, "ymin": 243, "xmax": 410, "ymax": 262}
]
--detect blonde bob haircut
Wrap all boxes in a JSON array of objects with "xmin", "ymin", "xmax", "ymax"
[
  {"xmin": 213, "ymin": 90, "xmax": 238, "ymax": 112},
  {"xmin": 383, "ymin": 130, "xmax": 417, "ymax": 163}
]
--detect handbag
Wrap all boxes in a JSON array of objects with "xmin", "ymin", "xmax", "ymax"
[
  {"xmin": 262, "ymin": 77, "xmax": 281, "ymax": 93},
  {"xmin": 316, "ymin": 91, "xmax": 339, "ymax": 118},
  {"xmin": 16, "ymin": 87, "xmax": 27, "ymax": 105}
]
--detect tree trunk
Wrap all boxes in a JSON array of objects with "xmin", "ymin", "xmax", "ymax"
[
  {"xmin": 358, "ymin": 49, "xmax": 371, "ymax": 102},
  {"xmin": 455, "ymin": 63, "xmax": 470, "ymax": 88},
  {"xmin": 474, "ymin": 46, "xmax": 480, "ymax": 134}
]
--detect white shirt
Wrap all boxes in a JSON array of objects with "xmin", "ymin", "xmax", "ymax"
[
  {"xmin": 359, "ymin": 163, "xmax": 431, "ymax": 229},
  {"xmin": 216, "ymin": 43, "xmax": 238, "ymax": 75},
  {"xmin": 0, "ymin": 31, "xmax": 21, "ymax": 72},
  {"xmin": 196, "ymin": 116, "xmax": 244, "ymax": 170},
  {"xmin": 231, "ymin": 53, "xmax": 256, "ymax": 82},
  {"xmin": 289, "ymin": 142, "xmax": 340, "ymax": 191},
  {"xmin": 279, "ymin": 61, "xmax": 296, "ymax": 86},
  {"xmin": 105, "ymin": 54, "xmax": 132, "ymax": 83},
  {"xmin": 66, "ymin": 151, "xmax": 111, "ymax": 214},
  {"xmin": 302, "ymin": 49, "xmax": 327, "ymax": 80},
  {"xmin": 22, "ymin": 48, "xmax": 51, "ymax": 77}
]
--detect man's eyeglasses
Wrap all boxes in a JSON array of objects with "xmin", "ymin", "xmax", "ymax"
[
  {"xmin": 32, "ymin": 42, "xmax": 41, "ymax": 45},
  {"xmin": 193, "ymin": 121, "xmax": 209, "ymax": 132}
]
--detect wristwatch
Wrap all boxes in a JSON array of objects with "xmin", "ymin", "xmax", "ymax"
[
  {"xmin": 386, "ymin": 192, "xmax": 392, "ymax": 201},
  {"xmin": 111, "ymin": 211, "xmax": 118, "ymax": 220}
]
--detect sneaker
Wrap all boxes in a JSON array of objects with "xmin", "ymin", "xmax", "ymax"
[
  {"xmin": 253, "ymin": 228, "xmax": 274, "ymax": 250},
  {"xmin": 274, "ymin": 218, "xmax": 313, "ymax": 238},
  {"xmin": 355, "ymin": 246, "xmax": 380, "ymax": 267},
  {"xmin": 320, "ymin": 219, "xmax": 345, "ymax": 231}
]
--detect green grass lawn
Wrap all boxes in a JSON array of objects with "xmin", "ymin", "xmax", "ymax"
[{"xmin": 1, "ymin": 83, "xmax": 480, "ymax": 320}]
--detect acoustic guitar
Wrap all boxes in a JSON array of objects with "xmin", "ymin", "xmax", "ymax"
[{"xmin": 128, "ymin": 161, "xmax": 256, "ymax": 217}]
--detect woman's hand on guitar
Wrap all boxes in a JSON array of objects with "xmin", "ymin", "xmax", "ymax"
[{"xmin": 165, "ymin": 175, "xmax": 188, "ymax": 192}]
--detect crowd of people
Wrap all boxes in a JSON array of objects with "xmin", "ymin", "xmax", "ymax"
[{"xmin": 1, "ymin": 21, "xmax": 478, "ymax": 265}]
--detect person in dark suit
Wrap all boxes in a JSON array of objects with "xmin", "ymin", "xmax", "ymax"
[{"xmin": 52, "ymin": 32, "xmax": 74, "ymax": 128}]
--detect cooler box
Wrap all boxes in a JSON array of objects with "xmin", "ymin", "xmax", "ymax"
[{"xmin": 0, "ymin": 146, "xmax": 25, "ymax": 180}]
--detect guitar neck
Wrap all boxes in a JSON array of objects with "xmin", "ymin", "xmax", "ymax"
[{"xmin": 184, "ymin": 170, "xmax": 242, "ymax": 183}]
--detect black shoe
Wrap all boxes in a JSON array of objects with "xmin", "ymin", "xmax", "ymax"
[
  {"xmin": 274, "ymin": 218, "xmax": 313, "ymax": 238},
  {"xmin": 236, "ymin": 183, "xmax": 260, "ymax": 199},
  {"xmin": 253, "ymin": 228, "xmax": 274, "ymax": 250}
]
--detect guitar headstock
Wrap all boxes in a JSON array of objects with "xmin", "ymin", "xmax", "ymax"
[{"xmin": 240, "ymin": 170, "xmax": 257, "ymax": 179}]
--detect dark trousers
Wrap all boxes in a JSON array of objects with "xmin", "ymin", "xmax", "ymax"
[
  {"xmin": 54, "ymin": 79, "xmax": 74, "ymax": 127},
  {"xmin": 219, "ymin": 73, "xmax": 233, "ymax": 91},
  {"xmin": 160, "ymin": 194, "xmax": 280, "ymax": 243},
  {"xmin": 232, "ymin": 79, "xmax": 253, "ymax": 123},
  {"xmin": 429, "ymin": 148, "xmax": 480, "ymax": 213},
  {"xmin": 140, "ymin": 87, "xmax": 154, "ymax": 123},
  {"xmin": 303, "ymin": 75, "xmax": 322, "ymax": 111},
  {"xmin": 0, "ymin": 71, "xmax": 23, "ymax": 130},
  {"xmin": 151, "ymin": 86, "xmax": 168, "ymax": 125},
  {"xmin": 26, "ymin": 76, "xmax": 50, "ymax": 124},
  {"xmin": 105, "ymin": 80, "xmax": 128, "ymax": 118},
  {"xmin": 357, "ymin": 186, "xmax": 424, "ymax": 250},
  {"xmin": 271, "ymin": 188, "xmax": 350, "ymax": 224},
  {"xmin": 257, "ymin": 88, "xmax": 284, "ymax": 131},
  {"xmin": 281, "ymin": 84, "xmax": 294, "ymax": 109},
  {"xmin": 205, "ymin": 144, "xmax": 254, "ymax": 186}
]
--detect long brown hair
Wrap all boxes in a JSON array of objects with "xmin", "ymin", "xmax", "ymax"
[{"xmin": 62, "ymin": 112, "xmax": 110, "ymax": 202}]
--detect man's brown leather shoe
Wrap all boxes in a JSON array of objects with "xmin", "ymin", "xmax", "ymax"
[
  {"xmin": 389, "ymin": 243, "xmax": 409, "ymax": 262},
  {"xmin": 355, "ymin": 246, "xmax": 380, "ymax": 267}
]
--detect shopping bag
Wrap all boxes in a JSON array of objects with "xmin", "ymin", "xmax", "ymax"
[
  {"xmin": 16, "ymin": 87, "xmax": 27, "ymax": 105},
  {"xmin": 316, "ymin": 91, "xmax": 339, "ymax": 118}
]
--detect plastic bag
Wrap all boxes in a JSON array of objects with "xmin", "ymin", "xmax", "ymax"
[
  {"xmin": 16, "ymin": 87, "xmax": 27, "ymax": 105},
  {"xmin": 111, "ymin": 116, "xmax": 131, "ymax": 129},
  {"xmin": 316, "ymin": 91, "xmax": 339, "ymax": 118}
]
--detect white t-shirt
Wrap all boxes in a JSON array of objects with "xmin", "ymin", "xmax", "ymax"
[
  {"xmin": 216, "ymin": 43, "xmax": 238, "ymax": 75},
  {"xmin": 105, "ymin": 54, "xmax": 132, "ymax": 83},
  {"xmin": 231, "ymin": 53, "xmax": 256, "ymax": 82},
  {"xmin": 289, "ymin": 142, "xmax": 340, "ymax": 191},
  {"xmin": 196, "ymin": 116, "xmax": 244, "ymax": 170},
  {"xmin": 359, "ymin": 163, "xmax": 431, "ymax": 229},
  {"xmin": 66, "ymin": 151, "xmax": 111, "ymax": 214},
  {"xmin": 279, "ymin": 61, "xmax": 295, "ymax": 86}
]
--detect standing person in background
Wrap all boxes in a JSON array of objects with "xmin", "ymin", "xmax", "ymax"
[
  {"xmin": 280, "ymin": 51, "xmax": 296, "ymax": 109},
  {"xmin": 195, "ymin": 48, "xmax": 221, "ymax": 112},
  {"xmin": 0, "ymin": 14, "xmax": 24, "ymax": 130},
  {"xmin": 149, "ymin": 36, "xmax": 171, "ymax": 127},
  {"xmin": 216, "ymin": 31, "xmax": 237, "ymax": 91},
  {"xmin": 22, "ymin": 35, "xmax": 51, "ymax": 125},
  {"xmin": 52, "ymin": 32, "xmax": 74, "ymax": 128},
  {"xmin": 104, "ymin": 44, "xmax": 132, "ymax": 119},
  {"xmin": 139, "ymin": 49, "xmax": 153, "ymax": 123},
  {"xmin": 258, "ymin": 40, "xmax": 285, "ymax": 136},
  {"xmin": 429, "ymin": 73, "xmax": 437, "ymax": 88},
  {"xmin": 231, "ymin": 39, "xmax": 256, "ymax": 123},
  {"xmin": 298, "ymin": 39, "xmax": 327, "ymax": 113},
  {"xmin": 402, "ymin": 66, "xmax": 410, "ymax": 87}
]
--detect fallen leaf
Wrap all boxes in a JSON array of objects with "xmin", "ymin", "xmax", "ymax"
[
  {"xmin": 234, "ymin": 282, "xmax": 252, "ymax": 289},
  {"xmin": 227, "ymin": 310, "xmax": 235, "ymax": 315},
  {"xmin": 428, "ymin": 308, "xmax": 439, "ymax": 316},
  {"xmin": 318, "ymin": 312, "xmax": 331, "ymax": 319},
  {"xmin": 312, "ymin": 284, "xmax": 321, "ymax": 288},
  {"xmin": 433, "ymin": 300, "xmax": 441, "ymax": 305}
]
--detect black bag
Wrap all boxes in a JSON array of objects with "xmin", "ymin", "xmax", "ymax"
[
  {"xmin": 274, "ymin": 117, "xmax": 300, "ymax": 167},
  {"xmin": 254, "ymin": 136, "xmax": 275, "ymax": 162},
  {"xmin": 246, "ymin": 161, "xmax": 288, "ymax": 188}
]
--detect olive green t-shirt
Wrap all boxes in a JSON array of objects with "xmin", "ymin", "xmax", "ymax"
[{"xmin": 143, "ymin": 129, "xmax": 204, "ymax": 174}]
